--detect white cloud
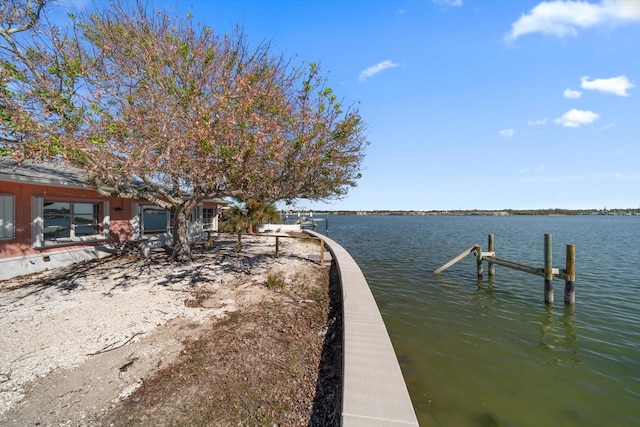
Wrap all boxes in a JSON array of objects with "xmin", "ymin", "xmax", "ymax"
[
  {"xmin": 563, "ymin": 88, "xmax": 583, "ymax": 98},
  {"xmin": 506, "ymin": 0, "xmax": 640, "ymax": 41},
  {"xmin": 358, "ymin": 60, "xmax": 400, "ymax": 82},
  {"xmin": 528, "ymin": 118, "xmax": 548, "ymax": 126},
  {"xmin": 580, "ymin": 75, "xmax": 635, "ymax": 96},
  {"xmin": 433, "ymin": 0, "xmax": 463, "ymax": 7},
  {"xmin": 554, "ymin": 109, "xmax": 600, "ymax": 127},
  {"xmin": 499, "ymin": 129, "xmax": 515, "ymax": 137}
]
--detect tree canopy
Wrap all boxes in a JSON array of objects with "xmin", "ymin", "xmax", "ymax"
[{"xmin": 0, "ymin": 0, "xmax": 367, "ymax": 260}]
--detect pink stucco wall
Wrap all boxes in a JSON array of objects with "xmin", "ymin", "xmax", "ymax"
[{"xmin": 0, "ymin": 181, "xmax": 133, "ymax": 259}]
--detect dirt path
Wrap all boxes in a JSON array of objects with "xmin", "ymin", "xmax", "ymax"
[{"xmin": 0, "ymin": 234, "xmax": 341, "ymax": 426}]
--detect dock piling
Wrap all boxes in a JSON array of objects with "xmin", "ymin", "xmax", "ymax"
[
  {"xmin": 564, "ymin": 244, "xmax": 576, "ymax": 305},
  {"xmin": 488, "ymin": 234, "xmax": 495, "ymax": 276},
  {"xmin": 475, "ymin": 246, "xmax": 484, "ymax": 278},
  {"xmin": 434, "ymin": 233, "xmax": 576, "ymax": 306},
  {"xmin": 544, "ymin": 234, "xmax": 554, "ymax": 304}
]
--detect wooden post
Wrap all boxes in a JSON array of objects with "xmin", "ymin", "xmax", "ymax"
[
  {"xmin": 475, "ymin": 246, "xmax": 483, "ymax": 278},
  {"xmin": 564, "ymin": 244, "xmax": 576, "ymax": 305},
  {"xmin": 275, "ymin": 236, "xmax": 280, "ymax": 258},
  {"xmin": 488, "ymin": 234, "xmax": 495, "ymax": 276},
  {"xmin": 544, "ymin": 233, "xmax": 553, "ymax": 304},
  {"xmin": 320, "ymin": 239, "xmax": 325, "ymax": 266},
  {"xmin": 237, "ymin": 233, "xmax": 242, "ymax": 253}
]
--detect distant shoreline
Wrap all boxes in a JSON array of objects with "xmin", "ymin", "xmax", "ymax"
[{"xmin": 291, "ymin": 208, "xmax": 640, "ymax": 217}]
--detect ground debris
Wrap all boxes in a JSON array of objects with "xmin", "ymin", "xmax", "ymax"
[
  {"xmin": 94, "ymin": 261, "xmax": 342, "ymax": 426},
  {"xmin": 0, "ymin": 234, "xmax": 342, "ymax": 426}
]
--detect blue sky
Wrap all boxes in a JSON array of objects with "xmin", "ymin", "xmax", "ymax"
[{"xmin": 57, "ymin": 0, "xmax": 640, "ymax": 210}]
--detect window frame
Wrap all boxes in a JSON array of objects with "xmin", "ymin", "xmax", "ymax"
[
  {"xmin": 141, "ymin": 205, "xmax": 171, "ymax": 235},
  {"xmin": 32, "ymin": 196, "xmax": 109, "ymax": 247},
  {"xmin": 42, "ymin": 201, "xmax": 103, "ymax": 241},
  {"xmin": 202, "ymin": 207, "xmax": 217, "ymax": 231},
  {"xmin": 0, "ymin": 194, "xmax": 16, "ymax": 240}
]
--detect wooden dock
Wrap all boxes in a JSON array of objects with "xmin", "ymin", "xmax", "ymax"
[{"xmin": 434, "ymin": 234, "xmax": 576, "ymax": 305}]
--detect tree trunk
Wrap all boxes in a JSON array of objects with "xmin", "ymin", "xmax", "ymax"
[{"xmin": 171, "ymin": 205, "xmax": 192, "ymax": 262}]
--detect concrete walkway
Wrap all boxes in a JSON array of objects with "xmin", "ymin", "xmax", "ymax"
[{"xmin": 305, "ymin": 231, "xmax": 419, "ymax": 427}]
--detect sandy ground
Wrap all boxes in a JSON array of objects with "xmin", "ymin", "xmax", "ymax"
[{"xmin": 0, "ymin": 233, "xmax": 324, "ymax": 425}]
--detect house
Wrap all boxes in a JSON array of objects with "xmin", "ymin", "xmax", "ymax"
[{"xmin": 0, "ymin": 159, "xmax": 227, "ymax": 280}]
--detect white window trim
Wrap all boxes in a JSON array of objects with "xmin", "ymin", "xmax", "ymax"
[
  {"xmin": 32, "ymin": 196, "xmax": 110, "ymax": 248},
  {"xmin": 189, "ymin": 205, "xmax": 202, "ymax": 238},
  {"xmin": 0, "ymin": 194, "xmax": 15, "ymax": 239},
  {"xmin": 136, "ymin": 203, "xmax": 219, "ymax": 239},
  {"xmin": 202, "ymin": 206, "xmax": 218, "ymax": 231},
  {"xmin": 140, "ymin": 204, "xmax": 171, "ymax": 236}
]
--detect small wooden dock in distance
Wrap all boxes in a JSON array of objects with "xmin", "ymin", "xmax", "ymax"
[{"xmin": 434, "ymin": 234, "xmax": 576, "ymax": 305}]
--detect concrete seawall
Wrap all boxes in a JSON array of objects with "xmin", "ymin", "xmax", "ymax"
[{"xmin": 305, "ymin": 231, "xmax": 419, "ymax": 427}]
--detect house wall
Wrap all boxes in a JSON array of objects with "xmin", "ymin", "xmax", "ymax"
[
  {"xmin": 108, "ymin": 197, "xmax": 134, "ymax": 243},
  {"xmin": 0, "ymin": 178, "xmax": 224, "ymax": 280},
  {"xmin": 0, "ymin": 180, "xmax": 134, "ymax": 258},
  {"xmin": 0, "ymin": 180, "xmax": 133, "ymax": 279}
]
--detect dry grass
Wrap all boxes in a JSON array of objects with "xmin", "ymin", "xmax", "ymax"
[{"xmin": 93, "ymin": 261, "xmax": 343, "ymax": 426}]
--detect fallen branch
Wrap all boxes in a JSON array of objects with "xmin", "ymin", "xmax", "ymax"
[{"xmin": 88, "ymin": 332, "xmax": 144, "ymax": 356}]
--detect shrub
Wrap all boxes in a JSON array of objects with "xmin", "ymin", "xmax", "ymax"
[{"xmin": 265, "ymin": 273, "xmax": 286, "ymax": 290}]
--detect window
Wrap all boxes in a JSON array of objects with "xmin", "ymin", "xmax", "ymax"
[
  {"xmin": 203, "ymin": 207, "xmax": 216, "ymax": 230},
  {"xmin": 32, "ymin": 197, "xmax": 109, "ymax": 247},
  {"xmin": 0, "ymin": 194, "xmax": 15, "ymax": 239},
  {"xmin": 43, "ymin": 202, "xmax": 101, "ymax": 240},
  {"xmin": 142, "ymin": 206, "xmax": 170, "ymax": 235}
]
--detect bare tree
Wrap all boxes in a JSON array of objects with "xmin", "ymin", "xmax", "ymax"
[{"xmin": 1, "ymin": 1, "xmax": 367, "ymax": 261}]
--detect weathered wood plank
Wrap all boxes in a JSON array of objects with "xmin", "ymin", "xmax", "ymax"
[
  {"xmin": 482, "ymin": 256, "xmax": 541, "ymax": 276},
  {"xmin": 433, "ymin": 245, "xmax": 479, "ymax": 274}
]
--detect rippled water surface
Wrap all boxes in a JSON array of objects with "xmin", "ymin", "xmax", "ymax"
[{"xmin": 325, "ymin": 215, "xmax": 640, "ymax": 427}]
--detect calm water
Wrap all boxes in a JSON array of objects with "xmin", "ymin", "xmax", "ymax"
[{"xmin": 325, "ymin": 215, "xmax": 640, "ymax": 427}]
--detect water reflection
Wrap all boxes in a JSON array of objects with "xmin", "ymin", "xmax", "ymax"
[
  {"xmin": 474, "ymin": 277, "xmax": 497, "ymax": 310},
  {"xmin": 539, "ymin": 304, "xmax": 581, "ymax": 366},
  {"xmin": 431, "ymin": 272, "xmax": 468, "ymax": 287},
  {"xmin": 561, "ymin": 305, "xmax": 581, "ymax": 366}
]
